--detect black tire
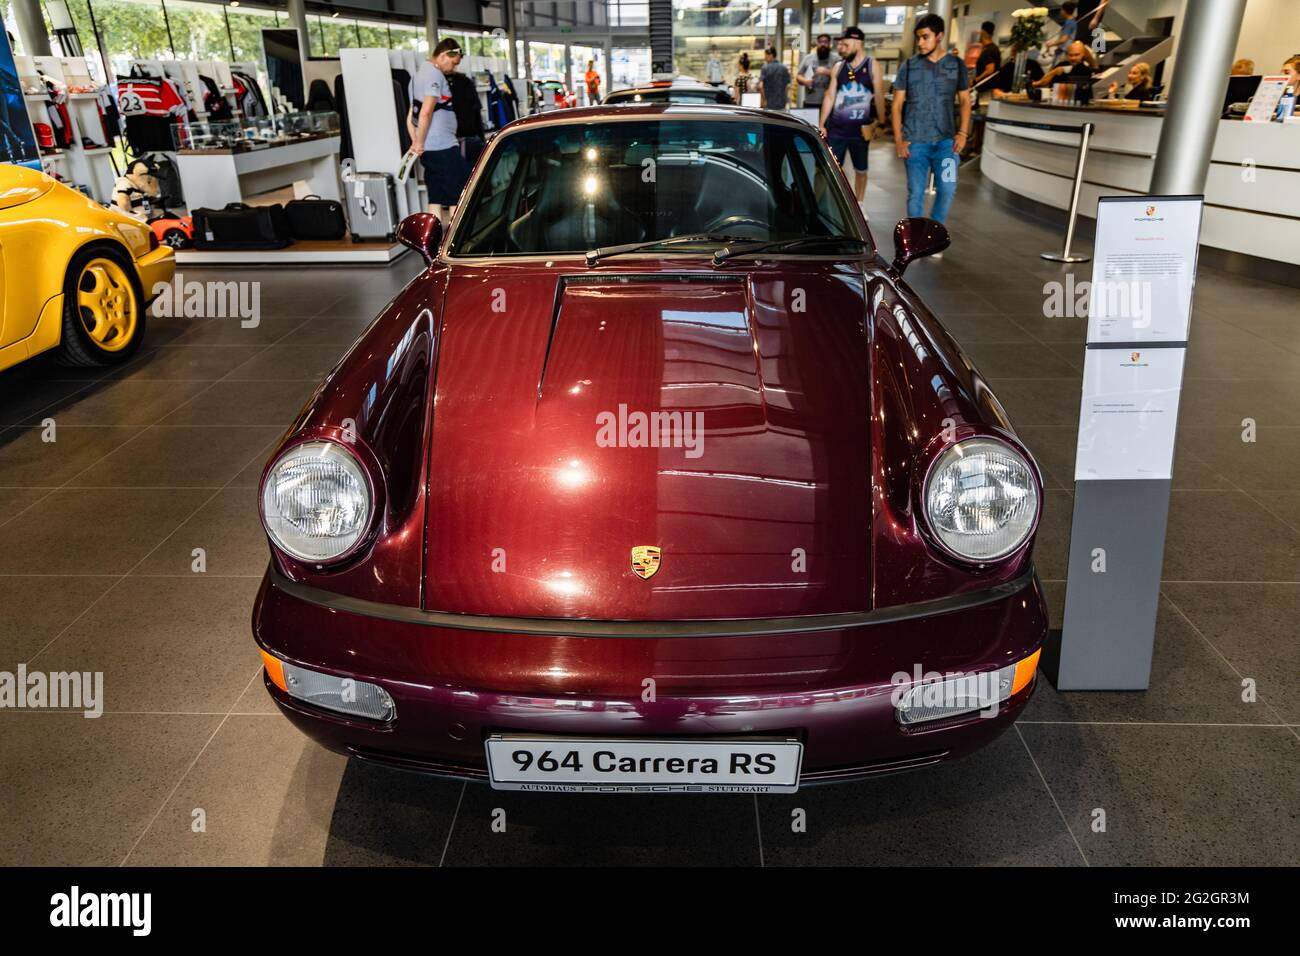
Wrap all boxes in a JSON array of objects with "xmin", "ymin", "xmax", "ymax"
[
  {"xmin": 55, "ymin": 245, "xmax": 147, "ymax": 367},
  {"xmin": 160, "ymin": 228, "xmax": 189, "ymax": 249}
]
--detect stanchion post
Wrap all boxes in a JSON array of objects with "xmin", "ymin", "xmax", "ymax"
[{"xmin": 1041, "ymin": 121, "xmax": 1094, "ymax": 263}]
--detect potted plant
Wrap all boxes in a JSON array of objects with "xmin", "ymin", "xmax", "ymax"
[{"xmin": 1010, "ymin": 7, "xmax": 1049, "ymax": 92}]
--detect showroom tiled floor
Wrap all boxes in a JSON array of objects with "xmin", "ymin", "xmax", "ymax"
[{"xmin": 0, "ymin": 143, "xmax": 1296, "ymax": 867}]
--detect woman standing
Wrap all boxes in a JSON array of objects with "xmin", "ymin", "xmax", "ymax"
[{"xmin": 733, "ymin": 53, "xmax": 754, "ymax": 103}]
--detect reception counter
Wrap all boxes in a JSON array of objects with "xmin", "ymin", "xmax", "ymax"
[{"xmin": 982, "ymin": 99, "xmax": 1300, "ymax": 273}]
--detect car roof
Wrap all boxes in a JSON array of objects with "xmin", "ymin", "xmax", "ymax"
[
  {"xmin": 608, "ymin": 79, "xmax": 717, "ymax": 95},
  {"xmin": 502, "ymin": 103, "xmax": 805, "ymax": 131}
]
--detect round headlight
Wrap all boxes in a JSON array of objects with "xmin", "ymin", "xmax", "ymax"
[
  {"xmin": 261, "ymin": 441, "xmax": 373, "ymax": 563},
  {"xmin": 923, "ymin": 437, "xmax": 1039, "ymax": 562}
]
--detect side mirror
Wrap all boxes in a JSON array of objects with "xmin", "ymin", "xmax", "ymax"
[
  {"xmin": 891, "ymin": 217, "xmax": 950, "ymax": 274},
  {"xmin": 396, "ymin": 212, "xmax": 443, "ymax": 262}
]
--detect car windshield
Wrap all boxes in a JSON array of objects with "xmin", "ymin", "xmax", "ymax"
[
  {"xmin": 448, "ymin": 118, "xmax": 865, "ymax": 257},
  {"xmin": 606, "ymin": 88, "xmax": 731, "ymax": 105}
]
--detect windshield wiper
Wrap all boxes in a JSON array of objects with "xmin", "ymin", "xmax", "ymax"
[
  {"xmin": 712, "ymin": 235, "xmax": 868, "ymax": 265},
  {"xmin": 585, "ymin": 233, "xmax": 752, "ymax": 267}
]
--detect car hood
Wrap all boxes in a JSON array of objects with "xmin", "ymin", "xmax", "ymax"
[{"xmin": 424, "ymin": 262, "xmax": 875, "ymax": 620}]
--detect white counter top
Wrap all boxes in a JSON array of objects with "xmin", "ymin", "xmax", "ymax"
[{"xmin": 982, "ymin": 100, "xmax": 1300, "ymax": 267}]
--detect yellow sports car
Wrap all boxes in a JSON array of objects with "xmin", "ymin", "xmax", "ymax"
[{"xmin": 0, "ymin": 164, "xmax": 174, "ymax": 372}]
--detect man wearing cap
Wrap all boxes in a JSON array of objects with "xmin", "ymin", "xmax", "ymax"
[
  {"xmin": 410, "ymin": 38, "xmax": 471, "ymax": 223},
  {"xmin": 891, "ymin": 13, "xmax": 971, "ymax": 234},
  {"xmin": 819, "ymin": 26, "xmax": 885, "ymax": 208}
]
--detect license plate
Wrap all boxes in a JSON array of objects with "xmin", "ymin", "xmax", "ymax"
[{"xmin": 485, "ymin": 736, "xmax": 803, "ymax": 793}]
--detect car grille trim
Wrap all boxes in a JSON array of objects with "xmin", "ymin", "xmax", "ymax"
[{"xmin": 267, "ymin": 567, "xmax": 1037, "ymax": 639}]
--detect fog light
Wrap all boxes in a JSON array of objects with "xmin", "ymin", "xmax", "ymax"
[
  {"xmin": 279, "ymin": 661, "xmax": 395, "ymax": 721},
  {"xmin": 896, "ymin": 650, "xmax": 1039, "ymax": 726}
]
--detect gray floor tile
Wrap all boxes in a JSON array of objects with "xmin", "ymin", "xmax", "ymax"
[
  {"xmin": 988, "ymin": 378, "xmax": 1082, "ymax": 428},
  {"xmin": 441, "ymin": 783, "xmax": 761, "ymax": 866},
  {"xmin": 68, "ymin": 426, "xmax": 280, "ymax": 488},
  {"xmin": 0, "ymin": 575, "xmax": 117, "ymax": 661},
  {"xmin": 1026, "ymin": 596, "xmax": 1268, "ymax": 725},
  {"xmin": 323, "ymin": 760, "xmax": 466, "ymax": 866},
  {"xmin": 159, "ymin": 379, "xmax": 320, "ymax": 428},
  {"xmin": 757, "ymin": 731, "xmax": 1083, "ymax": 865},
  {"xmin": 0, "ymin": 425, "xmax": 138, "ymax": 486},
  {"xmin": 225, "ymin": 345, "xmax": 349, "ymax": 381},
  {"xmin": 0, "ymin": 713, "xmax": 222, "ymax": 866},
  {"xmin": 29, "ymin": 576, "xmax": 264, "ymax": 714},
  {"xmin": 1163, "ymin": 491, "xmax": 1300, "ymax": 582},
  {"xmin": 126, "ymin": 715, "xmax": 349, "ymax": 866},
  {"xmin": 114, "ymin": 345, "xmax": 265, "ymax": 381},
  {"xmin": 1016, "ymin": 723, "xmax": 1299, "ymax": 865},
  {"xmin": 133, "ymin": 486, "xmax": 268, "ymax": 577},
  {"xmin": 0, "ymin": 487, "xmax": 210, "ymax": 575},
  {"xmin": 15, "ymin": 379, "xmax": 210, "ymax": 429},
  {"xmin": 1161, "ymin": 584, "xmax": 1300, "ymax": 724},
  {"xmin": 961, "ymin": 341, "xmax": 1080, "ymax": 380}
]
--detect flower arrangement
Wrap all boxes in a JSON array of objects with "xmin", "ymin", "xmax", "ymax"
[{"xmin": 1010, "ymin": 7, "xmax": 1049, "ymax": 51}]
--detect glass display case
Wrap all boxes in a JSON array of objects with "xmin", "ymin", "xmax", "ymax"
[
  {"xmin": 171, "ymin": 111, "xmax": 341, "ymax": 152},
  {"xmin": 172, "ymin": 119, "xmax": 244, "ymax": 151}
]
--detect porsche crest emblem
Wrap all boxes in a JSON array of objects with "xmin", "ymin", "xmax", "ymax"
[{"xmin": 630, "ymin": 546, "xmax": 662, "ymax": 580}]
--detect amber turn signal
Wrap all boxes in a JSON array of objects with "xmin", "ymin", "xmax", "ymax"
[
  {"xmin": 260, "ymin": 650, "xmax": 287, "ymax": 692},
  {"xmin": 1012, "ymin": 649, "xmax": 1041, "ymax": 695}
]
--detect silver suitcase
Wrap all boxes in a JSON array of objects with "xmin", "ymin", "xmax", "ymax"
[{"xmin": 346, "ymin": 172, "xmax": 398, "ymax": 241}]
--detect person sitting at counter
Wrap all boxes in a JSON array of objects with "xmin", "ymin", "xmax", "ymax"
[
  {"xmin": 1274, "ymin": 54, "xmax": 1300, "ymax": 120},
  {"xmin": 1231, "ymin": 59, "xmax": 1256, "ymax": 76},
  {"xmin": 1283, "ymin": 55, "xmax": 1300, "ymax": 94},
  {"xmin": 1107, "ymin": 62, "xmax": 1153, "ymax": 102},
  {"xmin": 1034, "ymin": 41, "xmax": 1096, "ymax": 89}
]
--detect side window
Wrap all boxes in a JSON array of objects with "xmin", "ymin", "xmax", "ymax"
[
  {"xmin": 477, "ymin": 146, "xmax": 520, "ymax": 222},
  {"xmin": 455, "ymin": 140, "xmax": 528, "ymax": 252},
  {"xmin": 793, "ymin": 134, "xmax": 843, "ymax": 230}
]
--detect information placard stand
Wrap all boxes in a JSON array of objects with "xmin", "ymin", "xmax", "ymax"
[{"xmin": 1046, "ymin": 194, "xmax": 1205, "ymax": 691}]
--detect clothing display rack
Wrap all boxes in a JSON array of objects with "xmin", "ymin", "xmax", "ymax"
[{"xmin": 16, "ymin": 54, "xmax": 117, "ymax": 203}]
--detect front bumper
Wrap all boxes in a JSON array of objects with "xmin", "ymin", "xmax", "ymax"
[{"xmin": 252, "ymin": 570, "xmax": 1048, "ymax": 784}]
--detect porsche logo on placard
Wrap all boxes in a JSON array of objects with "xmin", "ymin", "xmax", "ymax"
[
  {"xmin": 1131, "ymin": 351, "xmax": 1141, "ymax": 362},
  {"xmin": 1146, "ymin": 205, "xmax": 1156, "ymax": 216},
  {"xmin": 630, "ymin": 546, "xmax": 662, "ymax": 580}
]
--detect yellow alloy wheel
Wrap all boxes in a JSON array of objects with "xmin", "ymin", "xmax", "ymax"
[{"xmin": 76, "ymin": 257, "xmax": 139, "ymax": 352}]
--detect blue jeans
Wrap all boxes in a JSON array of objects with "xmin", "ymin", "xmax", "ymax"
[{"xmin": 904, "ymin": 138, "xmax": 957, "ymax": 223}]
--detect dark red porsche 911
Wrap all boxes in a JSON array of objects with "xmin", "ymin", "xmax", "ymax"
[{"xmin": 253, "ymin": 105, "xmax": 1047, "ymax": 793}]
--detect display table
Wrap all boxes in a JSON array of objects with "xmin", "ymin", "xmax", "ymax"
[
  {"xmin": 982, "ymin": 99, "xmax": 1300, "ymax": 270},
  {"xmin": 175, "ymin": 134, "xmax": 342, "ymax": 210}
]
